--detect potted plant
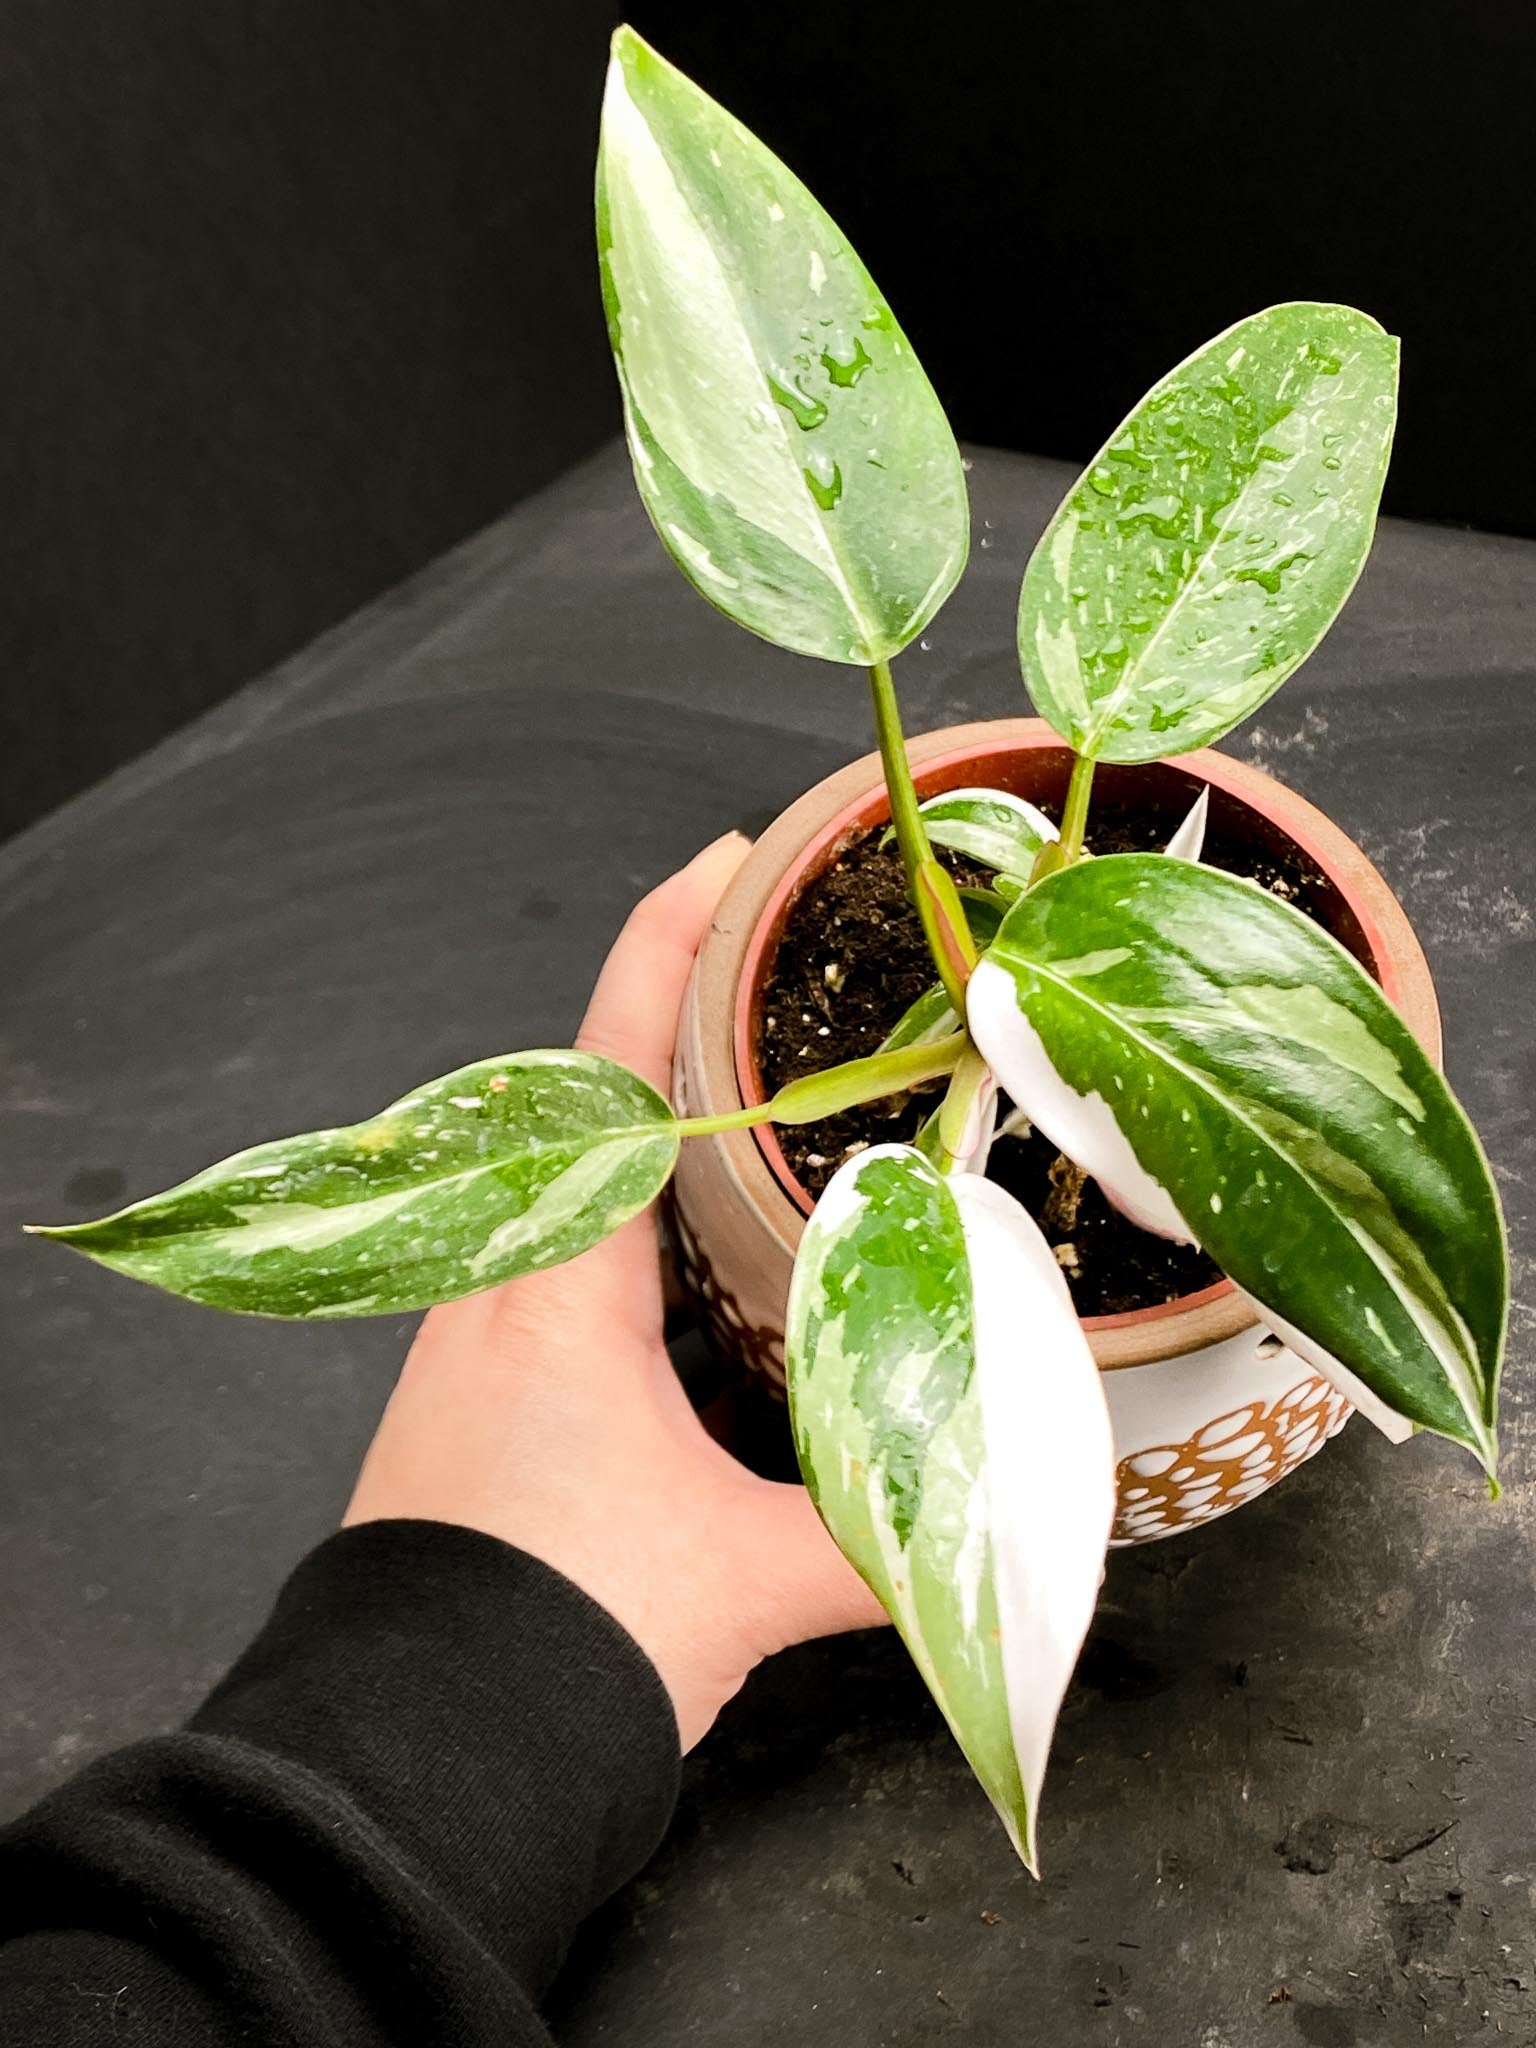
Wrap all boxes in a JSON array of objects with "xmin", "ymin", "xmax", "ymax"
[{"xmin": 30, "ymin": 29, "xmax": 1506, "ymax": 1874}]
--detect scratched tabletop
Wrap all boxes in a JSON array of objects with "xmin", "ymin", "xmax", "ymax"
[{"xmin": 3, "ymin": 444, "xmax": 1532, "ymax": 2046}]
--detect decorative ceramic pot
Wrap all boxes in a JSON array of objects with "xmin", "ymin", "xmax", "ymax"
[{"xmin": 671, "ymin": 719, "xmax": 1440, "ymax": 1544}]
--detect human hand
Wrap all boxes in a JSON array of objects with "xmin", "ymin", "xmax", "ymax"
[{"xmin": 344, "ymin": 832, "xmax": 886, "ymax": 1749}]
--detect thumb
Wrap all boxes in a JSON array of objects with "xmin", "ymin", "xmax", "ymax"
[{"xmin": 752, "ymin": 1482, "xmax": 890, "ymax": 1648}]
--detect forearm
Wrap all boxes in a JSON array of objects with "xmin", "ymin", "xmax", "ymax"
[{"xmin": 0, "ymin": 1522, "xmax": 681, "ymax": 2046}]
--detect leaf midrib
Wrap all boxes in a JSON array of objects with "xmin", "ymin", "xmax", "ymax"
[
  {"xmin": 1010, "ymin": 947, "xmax": 1489, "ymax": 1446},
  {"xmin": 72, "ymin": 1124, "xmax": 678, "ymax": 1247}
]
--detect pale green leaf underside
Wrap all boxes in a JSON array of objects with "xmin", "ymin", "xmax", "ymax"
[
  {"xmin": 597, "ymin": 28, "xmax": 967, "ymax": 664},
  {"xmin": 971, "ymin": 857, "xmax": 1505, "ymax": 1465},
  {"xmin": 1019, "ymin": 303, "xmax": 1398, "ymax": 761},
  {"xmin": 30, "ymin": 1051, "xmax": 678, "ymax": 1318}
]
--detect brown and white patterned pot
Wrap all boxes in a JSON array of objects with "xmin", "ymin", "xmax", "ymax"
[{"xmin": 671, "ymin": 719, "xmax": 1440, "ymax": 1544}]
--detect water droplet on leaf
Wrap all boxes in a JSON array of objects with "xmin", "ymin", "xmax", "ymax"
[
  {"xmin": 768, "ymin": 374, "xmax": 827, "ymax": 432},
  {"xmin": 803, "ymin": 449, "xmax": 843, "ymax": 510},
  {"xmin": 821, "ymin": 337, "xmax": 872, "ymax": 388}
]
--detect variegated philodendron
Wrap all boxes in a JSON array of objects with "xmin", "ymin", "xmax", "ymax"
[{"xmin": 28, "ymin": 26, "xmax": 1507, "ymax": 1873}]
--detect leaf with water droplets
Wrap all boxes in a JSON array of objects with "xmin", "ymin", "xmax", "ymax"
[
  {"xmin": 786, "ymin": 1145, "xmax": 1115, "ymax": 1871},
  {"xmin": 597, "ymin": 28, "xmax": 967, "ymax": 663},
  {"xmin": 27, "ymin": 1052, "xmax": 679, "ymax": 1317},
  {"xmin": 883, "ymin": 785, "xmax": 1057, "ymax": 884},
  {"xmin": 967, "ymin": 856, "xmax": 1505, "ymax": 1468},
  {"xmin": 1018, "ymin": 304, "xmax": 1397, "ymax": 761}
]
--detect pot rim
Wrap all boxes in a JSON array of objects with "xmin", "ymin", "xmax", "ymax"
[{"xmin": 700, "ymin": 719, "xmax": 1440, "ymax": 1371}]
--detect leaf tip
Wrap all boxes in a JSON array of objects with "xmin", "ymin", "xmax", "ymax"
[
  {"xmin": 608, "ymin": 21, "xmax": 664, "ymax": 83},
  {"xmin": 26, "ymin": 1219, "xmax": 106, "ymax": 1248},
  {"xmin": 1475, "ymin": 1419, "xmax": 1500, "ymax": 1487},
  {"xmin": 1006, "ymin": 1809, "xmax": 1041, "ymax": 1879}
]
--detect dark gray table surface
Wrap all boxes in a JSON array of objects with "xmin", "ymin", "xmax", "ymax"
[{"xmin": 3, "ymin": 443, "xmax": 1533, "ymax": 2046}]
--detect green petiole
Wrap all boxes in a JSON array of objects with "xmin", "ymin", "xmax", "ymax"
[
  {"xmin": 1057, "ymin": 753, "xmax": 1096, "ymax": 865},
  {"xmin": 935, "ymin": 1042, "xmax": 994, "ymax": 1172},
  {"xmin": 1029, "ymin": 752, "xmax": 1096, "ymax": 883},
  {"xmin": 675, "ymin": 1031, "xmax": 967, "ymax": 1138},
  {"xmin": 867, "ymin": 659, "xmax": 977, "ymax": 1012}
]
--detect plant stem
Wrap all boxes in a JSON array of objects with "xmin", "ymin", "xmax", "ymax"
[
  {"xmin": 1058, "ymin": 752, "xmax": 1097, "ymax": 864},
  {"xmin": 675, "ymin": 1031, "xmax": 967, "ymax": 1139},
  {"xmin": 673, "ymin": 1102, "xmax": 778, "ymax": 1138},
  {"xmin": 935, "ymin": 1042, "xmax": 994, "ymax": 1173},
  {"xmin": 867, "ymin": 659, "xmax": 976, "ymax": 1012},
  {"xmin": 867, "ymin": 657, "xmax": 930, "ymax": 872}
]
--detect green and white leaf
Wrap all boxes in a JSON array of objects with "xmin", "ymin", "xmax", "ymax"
[
  {"xmin": 597, "ymin": 27, "xmax": 967, "ymax": 664},
  {"xmin": 887, "ymin": 787, "xmax": 1056, "ymax": 885},
  {"xmin": 28, "ymin": 1051, "xmax": 679, "ymax": 1318},
  {"xmin": 1019, "ymin": 303, "xmax": 1398, "ymax": 762},
  {"xmin": 967, "ymin": 857, "xmax": 1505, "ymax": 1467},
  {"xmin": 786, "ymin": 1145, "xmax": 1115, "ymax": 1871}
]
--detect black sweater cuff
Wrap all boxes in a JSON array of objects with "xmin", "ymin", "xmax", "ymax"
[{"xmin": 190, "ymin": 1518, "xmax": 681, "ymax": 1993}]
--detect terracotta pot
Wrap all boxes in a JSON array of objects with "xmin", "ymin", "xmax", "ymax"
[{"xmin": 671, "ymin": 719, "xmax": 1440, "ymax": 1544}]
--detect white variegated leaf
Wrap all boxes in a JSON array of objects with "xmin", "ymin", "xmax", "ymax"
[
  {"xmin": 786, "ymin": 1144, "xmax": 1115, "ymax": 1870},
  {"xmin": 1019, "ymin": 303, "xmax": 1398, "ymax": 761},
  {"xmin": 29, "ymin": 1052, "xmax": 679, "ymax": 1318},
  {"xmin": 968, "ymin": 856, "xmax": 1506, "ymax": 1468},
  {"xmin": 597, "ymin": 29, "xmax": 967, "ymax": 664},
  {"xmin": 902, "ymin": 786, "xmax": 1057, "ymax": 883}
]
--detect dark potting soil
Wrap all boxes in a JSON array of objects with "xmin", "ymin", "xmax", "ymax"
[{"xmin": 755, "ymin": 802, "xmax": 1337, "ymax": 1318}]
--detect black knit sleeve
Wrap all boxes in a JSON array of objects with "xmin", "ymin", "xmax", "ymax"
[{"xmin": 0, "ymin": 1520, "xmax": 682, "ymax": 2045}]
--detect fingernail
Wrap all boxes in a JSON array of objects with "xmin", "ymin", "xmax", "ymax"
[{"xmin": 701, "ymin": 828, "xmax": 753, "ymax": 856}]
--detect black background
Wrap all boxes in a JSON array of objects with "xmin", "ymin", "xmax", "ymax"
[{"xmin": 2, "ymin": 0, "xmax": 1529, "ymax": 839}]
